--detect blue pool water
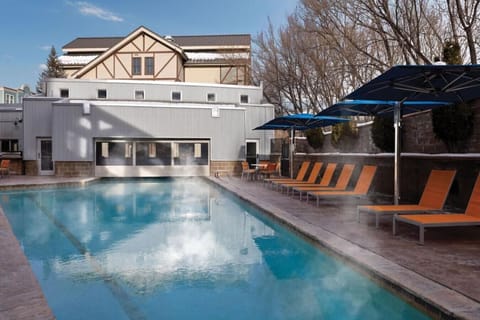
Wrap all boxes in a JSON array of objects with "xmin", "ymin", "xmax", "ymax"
[{"xmin": 1, "ymin": 178, "xmax": 430, "ymax": 319}]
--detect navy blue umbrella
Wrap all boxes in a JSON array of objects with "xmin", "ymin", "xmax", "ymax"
[
  {"xmin": 345, "ymin": 65, "xmax": 480, "ymax": 103},
  {"xmin": 320, "ymin": 99, "xmax": 452, "ymax": 117},
  {"xmin": 253, "ymin": 114, "xmax": 348, "ymax": 130},
  {"xmin": 319, "ymin": 64, "xmax": 480, "ymax": 203},
  {"xmin": 254, "ymin": 114, "xmax": 349, "ymax": 177}
]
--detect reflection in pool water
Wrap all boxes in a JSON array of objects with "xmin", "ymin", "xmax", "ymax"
[{"xmin": 1, "ymin": 178, "xmax": 430, "ymax": 320}]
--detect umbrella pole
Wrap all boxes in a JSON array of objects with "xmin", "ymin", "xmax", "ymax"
[
  {"xmin": 290, "ymin": 127, "xmax": 295, "ymax": 178},
  {"xmin": 394, "ymin": 102, "xmax": 401, "ymax": 205}
]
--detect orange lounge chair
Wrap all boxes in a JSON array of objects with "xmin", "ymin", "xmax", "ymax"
[
  {"xmin": 258, "ymin": 162, "xmax": 279, "ymax": 179},
  {"xmin": 0, "ymin": 160, "xmax": 10, "ymax": 178},
  {"xmin": 274, "ymin": 162, "xmax": 323, "ymax": 192},
  {"xmin": 293, "ymin": 164, "xmax": 355, "ymax": 200},
  {"xmin": 284, "ymin": 163, "xmax": 338, "ymax": 195},
  {"xmin": 393, "ymin": 173, "xmax": 480, "ymax": 245},
  {"xmin": 306, "ymin": 165, "xmax": 377, "ymax": 206},
  {"xmin": 240, "ymin": 161, "xmax": 256, "ymax": 180},
  {"xmin": 263, "ymin": 161, "xmax": 311, "ymax": 187},
  {"xmin": 357, "ymin": 169, "xmax": 456, "ymax": 228}
]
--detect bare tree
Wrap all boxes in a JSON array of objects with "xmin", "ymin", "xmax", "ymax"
[{"xmin": 253, "ymin": 0, "xmax": 480, "ymax": 115}]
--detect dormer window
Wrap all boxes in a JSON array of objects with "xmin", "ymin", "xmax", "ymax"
[
  {"xmin": 132, "ymin": 57, "xmax": 141, "ymax": 75},
  {"xmin": 145, "ymin": 57, "xmax": 154, "ymax": 75}
]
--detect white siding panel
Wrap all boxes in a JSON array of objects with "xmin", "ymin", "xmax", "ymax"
[
  {"xmin": 52, "ymin": 103, "xmax": 248, "ymax": 161},
  {"xmin": 244, "ymin": 104, "xmax": 275, "ymax": 155},
  {"xmin": 23, "ymin": 99, "xmax": 56, "ymax": 160},
  {"xmin": 47, "ymin": 79, "xmax": 264, "ymax": 104}
]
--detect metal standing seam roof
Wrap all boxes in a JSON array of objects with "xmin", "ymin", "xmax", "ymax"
[{"xmin": 62, "ymin": 34, "xmax": 251, "ymax": 50}]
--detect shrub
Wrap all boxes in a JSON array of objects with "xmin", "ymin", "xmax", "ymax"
[
  {"xmin": 371, "ymin": 116, "xmax": 395, "ymax": 152},
  {"xmin": 331, "ymin": 121, "xmax": 358, "ymax": 150},
  {"xmin": 431, "ymin": 102, "xmax": 474, "ymax": 152},
  {"xmin": 305, "ymin": 128, "xmax": 324, "ymax": 149}
]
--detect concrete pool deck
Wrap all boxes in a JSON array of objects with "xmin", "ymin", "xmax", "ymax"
[{"xmin": 0, "ymin": 175, "xmax": 479, "ymax": 319}]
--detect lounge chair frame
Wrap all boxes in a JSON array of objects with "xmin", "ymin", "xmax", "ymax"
[
  {"xmin": 393, "ymin": 173, "xmax": 480, "ymax": 244},
  {"xmin": 357, "ymin": 169, "xmax": 456, "ymax": 228}
]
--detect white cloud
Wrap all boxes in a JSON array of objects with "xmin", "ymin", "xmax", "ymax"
[
  {"xmin": 39, "ymin": 64, "xmax": 47, "ymax": 71},
  {"xmin": 40, "ymin": 45, "xmax": 51, "ymax": 51},
  {"xmin": 67, "ymin": 1, "xmax": 123, "ymax": 22}
]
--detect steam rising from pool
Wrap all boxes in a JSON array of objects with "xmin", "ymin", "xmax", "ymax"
[{"xmin": 0, "ymin": 178, "xmax": 430, "ymax": 319}]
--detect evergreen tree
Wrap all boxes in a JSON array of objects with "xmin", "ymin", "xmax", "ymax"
[
  {"xmin": 36, "ymin": 46, "xmax": 65, "ymax": 94},
  {"xmin": 443, "ymin": 40, "xmax": 462, "ymax": 64}
]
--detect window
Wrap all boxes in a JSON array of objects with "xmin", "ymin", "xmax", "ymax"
[
  {"xmin": 5, "ymin": 94, "xmax": 14, "ymax": 104},
  {"xmin": 97, "ymin": 89, "xmax": 107, "ymax": 99},
  {"xmin": 173, "ymin": 142, "xmax": 208, "ymax": 165},
  {"xmin": 136, "ymin": 142, "xmax": 172, "ymax": 166},
  {"xmin": 240, "ymin": 94, "xmax": 249, "ymax": 104},
  {"xmin": 1, "ymin": 139, "xmax": 18, "ymax": 152},
  {"xmin": 207, "ymin": 93, "xmax": 216, "ymax": 102},
  {"xmin": 171, "ymin": 91, "xmax": 181, "ymax": 101},
  {"xmin": 145, "ymin": 57, "xmax": 154, "ymax": 75},
  {"xmin": 96, "ymin": 141, "xmax": 133, "ymax": 166},
  {"xmin": 60, "ymin": 89, "xmax": 69, "ymax": 98},
  {"xmin": 135, "ymin": 90, "xmax": 145, "ymax": 100},
  {"xmin": 132, "ymin": 57, "xmax": 141, "ymax": 75}
]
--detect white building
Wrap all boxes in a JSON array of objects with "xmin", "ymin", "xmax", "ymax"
[
  {"xmin": 22, "ymin": 79, "xmax": 274, "ymax": 176},
  {"xmin": 13, "ymin": 26, "xmax": 275, "ymax": 177}
]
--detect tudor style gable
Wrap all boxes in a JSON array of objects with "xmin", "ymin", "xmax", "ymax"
[
  {"xmin": 60, "ymin": 26, "xmax": 251, "ymax": 85},
  {"xmin": 71, "ymin": 26, "xmax": 186, "ymax": 81}
]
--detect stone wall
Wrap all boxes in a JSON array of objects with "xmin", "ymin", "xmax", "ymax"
[
  {"xmin": 210, "ymin": 161, "xmax": 242, "ymax": 176},
  {"xmin": 24, "ymin": 160, "xmax": 38, "ymax": 176},
  {"xmin": 55, "ymin": 161, "xmax": 93, "ymax": 177},
  {"xmin": 295, "ymin": 103, "xmax": 480, "ymax": 154}
]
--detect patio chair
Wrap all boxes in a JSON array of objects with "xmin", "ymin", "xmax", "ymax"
[
  {"xmin": 263, "ymin": 161, "xmax": 311, "ymax": 187},
  {"xmin": 283, "ymin": 163, "xmax": 338, "ymax": 195},
  {"xmin": 241, "ymin": 161, "xmax": 256, "ymax": 180},
  {"xmin": 258, "ymin": 162, "xmax": 279, "ymax": 179},
  {"xmin": 305, "ymin": 165, "xmax": 377, "ymax": 206},
  {"xmin": 292, "ymin": 164, "xmax": 355, "ymax": 200},
  {"xmin": 0, "ymin": 160, "xmax": 10, "ymax": 178},
  {"xmin": 393, "ymin": 173, "xmax": 480, "ymax": 245},
  {"xmin": 274, "ymin": 162, "xmax": 323, "ymax": 192},
  {"xmin": 357, "ymin": 169, "xmax": 456, "ymax": 228}
]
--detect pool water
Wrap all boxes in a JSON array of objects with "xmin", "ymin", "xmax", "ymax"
[{"xmin": 1, "ymin": 178, "xmax": 430, "ymax": 319}]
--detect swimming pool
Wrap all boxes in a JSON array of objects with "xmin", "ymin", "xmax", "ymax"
[{"xmin": 1, "ymin": 178, "xmax": 430, "ymax": 319}]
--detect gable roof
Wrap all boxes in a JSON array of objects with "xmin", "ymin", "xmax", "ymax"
[
  {"xmin": 63, "ymin": 33, "xmax": 251, "ymax": 52},
  {"xmin": 63, "ymin": 37, "xmax": 123, "ymax": 52},
  {"xmin": 71, "ymin": 26, "xmax": 187, "ymax": 79},
  {"xmin": 172, "ymin": 34, "xmax": 251, "ymax": 48}
]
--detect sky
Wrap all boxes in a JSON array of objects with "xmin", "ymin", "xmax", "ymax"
[{"xmin": 0, "ymin": 0, "xmax": 298, "ymax": 90}]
